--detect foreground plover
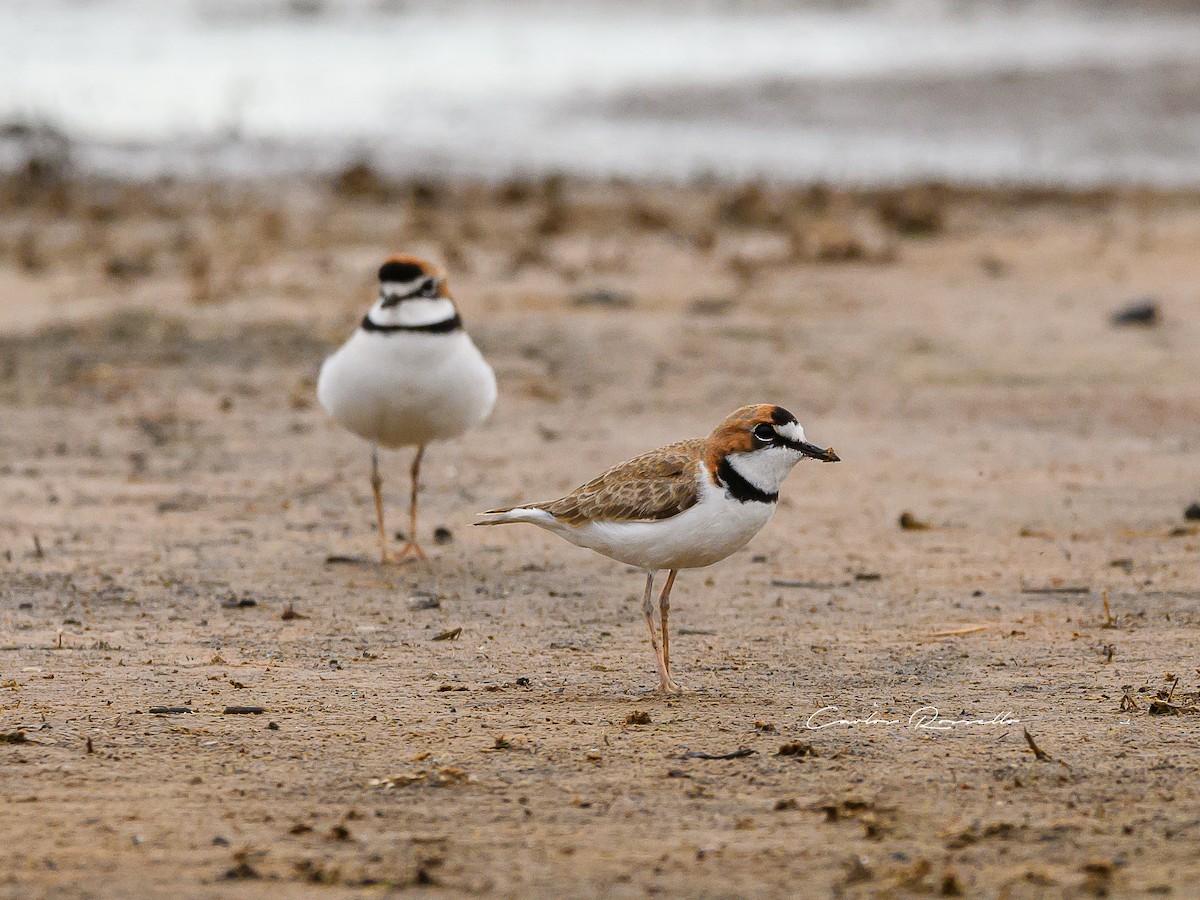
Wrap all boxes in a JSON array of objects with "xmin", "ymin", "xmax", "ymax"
[
  {"xmin": 319, "ymin": 256, "xmax": 496, "ymax": 562},
  {"xmin": 477, "ymin": 405, "xmax": 839, "ymax": 693}
]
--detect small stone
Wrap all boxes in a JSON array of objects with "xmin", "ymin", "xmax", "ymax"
[
  {"xmin": 899, "ymin": 511, "xmax": 931, "ymax": 531},
  {"xmin": 409, "ymin": 593, "xmax": 440, "ymax": 610},
  {"xmin": 1111, "ymin": 299, "xmax": 1159, "ymax": 327}
]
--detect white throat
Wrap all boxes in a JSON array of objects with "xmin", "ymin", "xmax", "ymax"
[
  {"xmin": 364, "ymin": 295, "xmax": 457, "ymax": 329},
  {"xmin": 725, "ymin": 446, "xmax": 803, "ymax": 495}
]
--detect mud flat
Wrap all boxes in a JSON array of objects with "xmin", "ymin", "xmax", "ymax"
[{"xmin": 1, "ymin": 171, "xmax": 1199, "ymax": 895}]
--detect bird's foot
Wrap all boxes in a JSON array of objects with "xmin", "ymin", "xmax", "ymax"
[
  {"xmin": 377, "ymin": 546, "xmax": 426, "ymax": 565},
  {"xmin": 657, "ymin": 676, "xmax": 682, "ymax": 696},
  {"xmin": 395, "ymin": 540, "xmax": 428, "ymax": 562}
]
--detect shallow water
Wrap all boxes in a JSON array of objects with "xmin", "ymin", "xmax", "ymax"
[{"xmin": 3, "ymin": 0, "xmax": 1200, "ymax": 184}]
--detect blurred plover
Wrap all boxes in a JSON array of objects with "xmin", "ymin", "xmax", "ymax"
[
  {"xmin": 476, "ymin": 405, "xmax": 838, "ymax": 693},
  {"xmin": 319, "ymin": 256, "xmax": 496, "ymax": 562}
]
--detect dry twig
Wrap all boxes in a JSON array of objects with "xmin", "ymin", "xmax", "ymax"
[{"xmin": 930, "ymin": 625, "xmax": 989, "ymax": 638}]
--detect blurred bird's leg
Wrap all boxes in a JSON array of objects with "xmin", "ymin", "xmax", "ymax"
[
  {"xmin": 397, "ymin": 444, "xmax": 428, "ymax": 560},
  {"xmin": 370, "ymin": 447, "xmax": 390, "ymax": 565}
]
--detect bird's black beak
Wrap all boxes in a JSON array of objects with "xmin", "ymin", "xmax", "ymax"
[{"xmin": 796, "ymin": 441, "xmax": 840, "ymax": 462}]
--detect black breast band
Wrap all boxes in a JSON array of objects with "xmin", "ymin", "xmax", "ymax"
[
  {"xmin": 360, "ymin": 313, "xmax": 462, "ymax": 334},
  {"xmin": 717, "ymin": 458, "xmax": 778, "ymax": 504}
]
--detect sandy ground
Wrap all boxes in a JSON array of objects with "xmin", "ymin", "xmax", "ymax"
[{"xmin": 1, "ymin": 171, "xmax": 1199, "ymax": 898}]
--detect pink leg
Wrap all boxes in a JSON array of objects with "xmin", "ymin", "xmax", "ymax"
[
  {"xmin": 396, "ymin": 445, "xmax": 428, "ymax": 561},
  {"xmin": 659, "ymin": 569, "xmax": 679, "ymax": 690},
  {"xmin": 641, "ymin": 571, "xmax": 680, "ymax": 695}
]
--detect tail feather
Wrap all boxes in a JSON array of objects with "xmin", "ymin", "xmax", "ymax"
[{"xmin": 474, "ymin": 505, "xmax": 557, "ymax": 527}]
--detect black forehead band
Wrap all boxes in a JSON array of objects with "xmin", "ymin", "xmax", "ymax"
[
  {"xmin": 770, "ymin": 406, "xmax": 798, "ymax": 426},
  {"xmin": 378, "ymin": 260, "xmax": 428, "ymax": 283}
]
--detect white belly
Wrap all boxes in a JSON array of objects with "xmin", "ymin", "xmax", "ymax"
[
  {"xmin": 553, "ymin": 480, "xmax": 775, "ymax": 571},
  {"xmin": 317, "ymin": 329, "xmax": 496, "ymax": 448}
]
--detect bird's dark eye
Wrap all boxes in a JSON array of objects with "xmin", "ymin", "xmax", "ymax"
[
  {"xmin": 418, "ymin": 278, "xmax": 439, "ymax": 297},
  {"xmin": 752, "ymin": 423, "xmax": 775, "ymax": 444}
]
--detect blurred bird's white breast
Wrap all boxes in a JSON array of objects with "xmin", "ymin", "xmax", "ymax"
[{"xmin": 317, "ymin": 329, "xmax": 496, "ymax": 448}]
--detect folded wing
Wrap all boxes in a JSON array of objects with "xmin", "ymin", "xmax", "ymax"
[{"xmin": 485, "ymin": 439, "xmax": 704, "ymax": 526}]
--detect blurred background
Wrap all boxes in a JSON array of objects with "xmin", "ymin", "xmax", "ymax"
[{"xmin": 4, "ymin": 0, "xmax": 1200, "ymax": 186}]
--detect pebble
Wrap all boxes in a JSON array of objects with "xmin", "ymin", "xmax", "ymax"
[
  {"xmin": 1111, "ymin": 299, "xmax": 1159, "ymax": 327},
  {"xmin": 899, "ymin": 511, "xmax": 931, "ymax": 530},
  {"xmin": 409, "ymin": 593, "xmax": 441, "ymax": 610}
]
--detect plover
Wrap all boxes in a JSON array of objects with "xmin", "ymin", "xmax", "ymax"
[
  {"xmin": 319, "ymin": 256, "xmax": 496, "ymax": 562},
  {"xmin": 476, "ymin": 405, "xmax": 839, "ymax": 693}
]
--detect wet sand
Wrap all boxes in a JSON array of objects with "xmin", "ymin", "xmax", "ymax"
[{"xmin": 1, "ymin": 172, "xmax": 1199, "ymax": 896}]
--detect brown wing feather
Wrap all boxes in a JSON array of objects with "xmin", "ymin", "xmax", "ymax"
[{"xmin": 507, "ymin": 439, "xmax": 705, "ymax": 526}]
